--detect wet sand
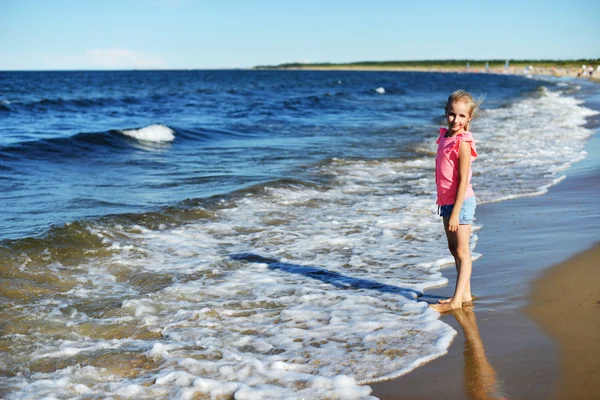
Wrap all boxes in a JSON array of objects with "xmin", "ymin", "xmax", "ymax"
[
  {"xmin": 370, "ymin": 106, "xmax": 600, "ymax": 398},
  {"xmin": 527, "ymin": 244, "xmax": 600, "ymax": 400}
]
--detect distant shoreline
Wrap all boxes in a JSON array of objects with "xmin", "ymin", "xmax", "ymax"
[{"xmin": 254, "ymin": 59, "xmax": 600, "ymax": 79}]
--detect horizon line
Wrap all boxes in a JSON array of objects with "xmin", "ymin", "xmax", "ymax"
[{"xmin": 2, "ymin": 57, "xmax": 599, "ymax": 72}]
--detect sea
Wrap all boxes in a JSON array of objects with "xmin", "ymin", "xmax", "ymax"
[{"xmin": 1, "ymin": 70, "xmax": 598, "ymax": 399}]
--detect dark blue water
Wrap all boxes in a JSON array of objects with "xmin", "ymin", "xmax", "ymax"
[{"xmin": 0, "ymin": 70, "xmax": 541, "ymax": 240}]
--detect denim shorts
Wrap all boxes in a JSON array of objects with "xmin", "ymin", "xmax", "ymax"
[{"xmin": 439, "ymin": 196, "xmax": 476, "ymax": 224}]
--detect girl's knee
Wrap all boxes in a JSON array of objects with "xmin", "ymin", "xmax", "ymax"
[{"xmin": 456, "ymin": 247, "xmax": 471, "ymax": 261}]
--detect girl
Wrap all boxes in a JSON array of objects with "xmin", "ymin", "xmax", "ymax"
[{"xmin": 430, "ymin": 90, "xmax": 480, "ymax": 312}]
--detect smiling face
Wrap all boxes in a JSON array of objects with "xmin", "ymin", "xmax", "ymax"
[{"xmin": 446, "ymin": 100, "xmax": 472, "ymax": 135}]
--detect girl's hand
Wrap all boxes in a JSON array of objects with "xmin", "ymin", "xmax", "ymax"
[{"xmin": 448, "ymin": 214, "xmax": 460, "ymax": 232}]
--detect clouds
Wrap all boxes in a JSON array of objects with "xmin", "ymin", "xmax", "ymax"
[
  {"xmin": 43, "ymin": 48, "xmax": 168, "ymax": 70},
  {"xmin": 84, "ymin": 48, "xmax": 167, "ymax": 68}
]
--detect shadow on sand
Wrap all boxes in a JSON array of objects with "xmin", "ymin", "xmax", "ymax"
[{"xmin": 231, "ymin": 253, "xmax": 444, "ymax": 302}]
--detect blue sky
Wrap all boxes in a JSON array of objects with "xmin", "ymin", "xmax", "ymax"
[{"xmin": 1, "ymin": 0, "xmax": 599, "ymax": 70}]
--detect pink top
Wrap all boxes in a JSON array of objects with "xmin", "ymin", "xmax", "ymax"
[{"xmin": 435, "ymin": 127, "xmax": 477, "ymax": 206}]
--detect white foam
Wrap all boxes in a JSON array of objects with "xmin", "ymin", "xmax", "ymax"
[
  {"xmin": 434, "ymin": 88, "xmax": 597, "ymax": 204},
  {"xmin": 4, "ymin": 152, "xmax": 459, "ymax": 398},
  {"xmin": 120, "ymin": 124, "xmax": 175, "ymax": 142},
  {"xmin": 114, "ymin": 384, "xmax": 144, "ymax": 397}
]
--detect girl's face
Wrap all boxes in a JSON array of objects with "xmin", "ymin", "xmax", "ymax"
[{"xmin": 446, "ymin": 101, "xmax": 472, "ymax": 134}]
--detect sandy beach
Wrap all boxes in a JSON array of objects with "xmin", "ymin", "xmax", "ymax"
[
  {"xmin": 259, "ymin": 63, "xmax": 600, "ymax": 82},
  {"xmin": 371, "ymin": 86, "xmax": 600, "ymax": 399},
  {"xmin": 528, "ymin": 244, "xmax": 600, "ymax": 400}
]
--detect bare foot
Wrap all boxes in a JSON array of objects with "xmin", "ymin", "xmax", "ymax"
[
  {"xmin": 429, "ymin": 301, "xmax": 464, "ymax": 312},
  {"xmin": 438, "ymin": 295, "xmax": 475, "ymax": 304}
]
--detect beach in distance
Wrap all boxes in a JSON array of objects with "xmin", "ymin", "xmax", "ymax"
[
  {"xmin": 0, "ymin": 67, "xmax": 599, "ymax": 399},
  {"xmin": 256, "ymin": 58, "xmax": 600, "ymax": 80}
]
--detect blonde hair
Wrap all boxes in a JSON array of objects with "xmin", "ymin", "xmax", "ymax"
[{"xmin": 445, "ymin": 90, "xmax": 484, "ymax": 131}]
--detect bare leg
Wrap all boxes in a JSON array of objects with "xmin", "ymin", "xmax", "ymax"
[
  {"xmin": 431, "ymin": 222, "xmax": 473, "ymax": 312},
  {"xmin": 439, "ymin": 218, "xmax": 473, "ymax": 304},
  {"xmin": 439, "ymin": 217, "xmax": 473, "ymax": 304}
]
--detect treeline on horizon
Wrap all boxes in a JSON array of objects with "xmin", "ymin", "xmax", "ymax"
[{"xmin": 255, "ymin": 59, "xmax": 600, "ymax": 69}]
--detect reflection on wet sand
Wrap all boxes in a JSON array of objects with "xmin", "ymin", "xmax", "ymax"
[{"xmin": 453, "ymin": 307, "xmax": 508, "ymax": 400}]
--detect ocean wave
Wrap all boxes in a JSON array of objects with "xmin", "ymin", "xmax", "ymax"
[
  {"xmin": 0, "ymin": 177, "xmax": 327, "ymax": 259},
  {"xmin": 472, "ymin": 86, "xmax": 598, "ymax": 203},
  {"xmin": 120, "ymin": 124, "xmax": 175, "ymax": 142},
  {"xmin": 0, "ymin": 125, "xmax": 180, "ymax": 161},
  {"xmin": 0, "ymin": 153, "xmax": 459, "ymax": 398},
  {"xmin": 0, "ymin": 123, "xmax": 261, "ymax": 160},
  {"xmin": 282, "ymin": 92, "xmax": 354, "ymax": 114},
  {"xmin": 26, "ymin": 95, "xmax": 142, "ymax": 111},
  {"xmin": 0, "ymin": 94, "xmax": 151, "ymax": 115}
]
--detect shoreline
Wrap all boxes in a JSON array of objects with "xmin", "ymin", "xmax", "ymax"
[
  {"xmin": 371, "ymin": 83, "xmax": 600, "ymax": 399},
  {"xmin": 255, "ymin": 65, "xmax": 600, "ymax": 81}
]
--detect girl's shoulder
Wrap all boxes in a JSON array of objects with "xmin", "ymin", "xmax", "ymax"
[
  {"xmin": 459, "ymin": 131, "xmax": 475, "ymax": 142},
  {"xmin": 457, "ymin": 131, "xmax": 478, "ymax": 158}
]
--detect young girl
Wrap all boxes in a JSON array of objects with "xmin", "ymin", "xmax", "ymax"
[{"xmin": 430, "ymin": 90, "xmax": 480, "ymax": 312}]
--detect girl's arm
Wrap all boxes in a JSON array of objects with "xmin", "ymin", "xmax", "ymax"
[{"xmin": 448, "ymin": 140, "xmax": 472, "ymax": 232}]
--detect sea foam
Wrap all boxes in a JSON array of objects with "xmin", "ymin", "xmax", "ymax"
[
  {"xmin": 472, "ymin": 89, "xmax": 598, "ymax": 203},
  {"xmin": 3, "ymin": 153, "xmax": 458, "ymax": 399},
  {"xmin": 121, "ymin": 124, "xmax": 175, "ymax": 142}
]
